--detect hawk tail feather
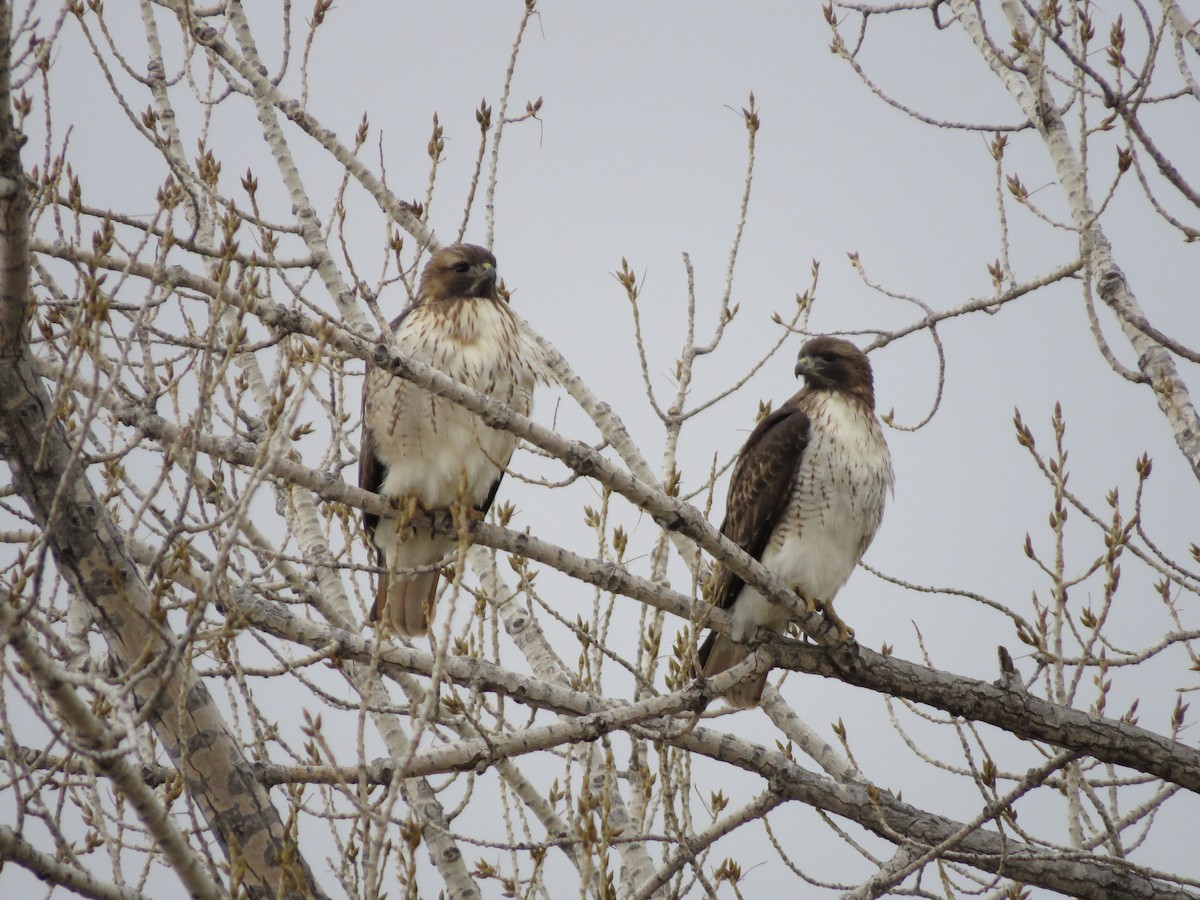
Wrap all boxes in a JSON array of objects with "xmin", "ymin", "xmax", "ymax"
[
  {"xmin": 370, "ymin": 571, "xmax": 439, "ymax": 637},
  {"xmin": 697, "ymin": 632, "xmax": 766, "ymax": 708}
]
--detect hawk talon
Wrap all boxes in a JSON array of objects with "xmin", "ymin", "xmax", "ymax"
[
  {"xmin": 815, "ymin": 598, "xmax": 855, "ymax": 641},
  {"xmin": 692, "ymin": 336, "xmax": 892, "ymax": 707},
  {"xmin": 359, "ymin": 244, "xmax": 540, "ymax": 638}
]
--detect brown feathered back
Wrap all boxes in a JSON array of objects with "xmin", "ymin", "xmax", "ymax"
[
  {"xmin": 697, "ymin": 337, "xmax": 889, "ymax": 707},
  {"xmin": 706, "ymin": 401, "xmax": 812, "ymax": 616}
]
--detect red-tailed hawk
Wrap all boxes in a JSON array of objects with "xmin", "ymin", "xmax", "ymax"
[
  {"xmin": 697, "ymin": 337, "xmax": 894, "ymax": 706},
  {"xmin": 360, "ymin": 243, "xmax": 541, "ymax": 635}
]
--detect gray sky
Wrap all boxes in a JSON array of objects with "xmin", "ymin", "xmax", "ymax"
[{"xmin": 8, "ymin": 1, "xmax": 1200, "ymax": 896}]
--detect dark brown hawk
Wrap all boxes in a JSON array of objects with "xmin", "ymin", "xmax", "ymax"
[
  {"xmin": 359, "ymin": 243, "xmax": 542, "ymax": 636},
  {"xmin": 697, "ymin": 337, "xmax": 894, "ymax": 706}
]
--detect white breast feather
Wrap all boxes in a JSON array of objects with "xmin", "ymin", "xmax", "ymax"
[
  {"xmin": 367, "ymin": 299, "xmax": 541, "ymax": 510},
  {"xmin": 728, "ymin": 393, "xmax": 893, "ymax": 641}
]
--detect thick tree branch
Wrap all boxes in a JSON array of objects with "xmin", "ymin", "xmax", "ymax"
[
  {"xmin": 951, "ymin": 0, "xmax": 1200, "ymax": 481},
  {"xmin": 0, "ymin": 602, "xmax": 222, "ymax": 900},
  {"xmin": 31, "ymin": 297, "xmax": 1200, "ymax": 795},
  {"xmin": 776, "ymin": 640, "xmax": 1200, "ymax": 794},
  {"xmin": 232, "ymin": 590, "xmax": 1198, "ymax": 900},
  {"xmin": 0, "ymin": 826, "xmax": 149, "ymax": 900},
  {"xmin": 0, "ymin": 36, "xmax": 327, "ymax": 900},
  {"xmin": 675, "ymin": 725, "xmax": 1197, "ymax": 900}
]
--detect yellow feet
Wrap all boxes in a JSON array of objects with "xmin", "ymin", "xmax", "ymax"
[
  {"xmin": 392, "ymin": 494, "xmax": 425, "ymax": 533},
  {"xmin": 806, "ymin": 596, "xmax": 855, "ymax": 641}
]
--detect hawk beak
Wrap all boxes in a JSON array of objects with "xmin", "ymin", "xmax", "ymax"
[
  {"xmin": 794, "ymin": 356, "xmax": 813, "ymax": 378},
  {"xmin": 473, "ymin": 265, "xmax": 498, "ymax": 294}
]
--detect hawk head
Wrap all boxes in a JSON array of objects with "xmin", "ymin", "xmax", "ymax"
[
  {"xmin": 794, "ymin": 336, "xmax": 875, "ymax": 408},
  {"xmin": 418, "ymin": 243, "xmax": 500, "ymax": 303}
]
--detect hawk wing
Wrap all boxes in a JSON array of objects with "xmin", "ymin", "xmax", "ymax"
[
  {"xmin": 359, "ymin": 242, "xmax": 536, "ymax": 636},
  {"xmin": 358, "ymin": 302, "xmax": 511, "ymax": 541},
  {"xmin": 475, "ymin": 472, "xmax": 506, "ymax": 518},
  {"xmin": 358, "ymin": 378, "xmax": 383, "ymax": 544},
  {"xmin": 710, "ymin": 400, "xmax": 811, "ymax": 612},
  {"xmin": 358, "ymin": 305, "xmax": 416, "ymax": 544}
]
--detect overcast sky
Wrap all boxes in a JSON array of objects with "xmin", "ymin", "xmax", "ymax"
[{"xmin": 8, "ymin": 1, "xmax": 1200, "ymax": 896}]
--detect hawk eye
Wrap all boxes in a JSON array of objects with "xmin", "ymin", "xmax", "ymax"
[
  {"xmin": 451, "ymin": 261, "xmax": 471, "ymax": 274},
  {"xmin": 822, "ymin": 352, "xmax": 836, "ymax": 362}
]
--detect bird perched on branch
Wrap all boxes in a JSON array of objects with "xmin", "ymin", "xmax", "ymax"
[
  {"xmin": 359, "ymin": 243, "xmax": 542, "ymax": 635},
  {"xmin": 697, "ymin": 336, "xmax": 894, "ymax": 706}
]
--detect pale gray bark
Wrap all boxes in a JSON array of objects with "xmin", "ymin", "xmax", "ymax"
[
  {"xmin": 676, "ymin": 724, "xmax": 1197, "ymax": 900},
  {"xmin": 950, "ymin": 0, "xmax": 1200, "ymax": 481},
  {"xmin": 0, "ymin": 826, "xmax": 149, "ymax": 900},
  {"xmin": 30, "ymin": 308, "xmax": 1200, "ymax": 795},
  {"xmin": 0, "ymin": 11, "xmax": 327, "ymax": 897},
  {"xmin": 227, "ymin": 589, "xmax": 1200, "ymax": 900},
  {"xmin": 7, "ymin": 2, "xmax": 1196, "ymax": 897},
  {"xmin": 0, "ymin": 601, "xmax": 222, "ymax": 900},
  {"xmin": 0, "ymin": 156, "xmax": 328, "ymax": 900}
]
